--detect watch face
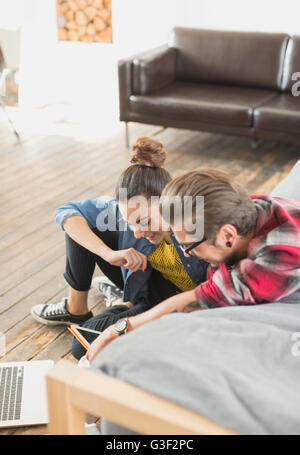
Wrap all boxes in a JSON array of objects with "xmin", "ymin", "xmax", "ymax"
[{"xmin": 115, "ymin": 318, "xmax": 127, "ymax": 333}]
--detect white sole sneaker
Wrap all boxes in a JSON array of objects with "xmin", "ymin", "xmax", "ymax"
[
  {"xmin": 30, "ymin": 297, "xmax": 93, "ymax": 326},
  {"xmin": 91, "ymin": 276, "xmax": 123, "ymax": 307}
]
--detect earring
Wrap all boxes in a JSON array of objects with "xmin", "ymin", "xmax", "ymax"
[{"xmin": 226, "ymin": 241, "xmax": 232, "ymax": 248}]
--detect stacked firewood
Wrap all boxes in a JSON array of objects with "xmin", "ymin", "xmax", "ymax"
[{"xmin": 57, "ymin": 0, "xmax": 112, "ymax": 43}]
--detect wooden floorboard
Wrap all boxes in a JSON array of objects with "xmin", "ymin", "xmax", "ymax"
[{"xmin": 0, "ymin": 122, "xmax": 299, "ymax": 434}]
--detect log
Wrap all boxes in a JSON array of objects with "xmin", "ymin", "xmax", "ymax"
[
  {"xmin": 68, "ymin": 29, "xmax": 79, "ymax": 41},
  {"xmin": 85, "ymin": 6, "xmax": 98, "ymax": 20},
  {"xmin": 68, "ymin": 1, "xmax": 78, "ymax": 12},
  {"xmin": 96, "ymin": 26, "xmax": 112, "ymax": 43},
  {"xmin": 77, "ymin": 25, "xmax": 87, "ymax": 37},
  {"xmin": 58, "ymin": 28, "xmax": 68, "ymax": 41},
  {"xmin": 59, "ymin": 3, "xmax": 69, "ymax": 15},
  {"xmin": 86, "ymin": 23, "xmax": 96, "ymax": 36},
  {"xmin": 65, "ymin": 10, "xmax": 75, "ymax": 21},
  {"xmin": 93, "ymin": 0, "xmax": 104, "ymax": 8},
  {"xmin": 97, "ymin": 8, "xmax": 110, "ymax": 21},
  {"xmin": 57, "ymin": 5, "xmax": 64, "ymax": 16},
  {"xmin": 75, "ymin": 10, "xmax": 88, "ymax": 25},
  {"xmin": 76, "ymin": 0, "xmax": 88, "ymax": 9},
  {"xmin": 93, "ymin": 16, "xmax": 106, "ymax": 31},
  {"xmin": 66, "ymin": 20, "xmax": 77, "ymax": 30},
  {"xmin": 80, "ymin": 34, "xmax": 94, "ymax": 42}
]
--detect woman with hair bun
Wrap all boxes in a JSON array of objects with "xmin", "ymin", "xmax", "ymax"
[{"xmin": 30, "ymin": 137, "xmax": 208, "ymax": 360}]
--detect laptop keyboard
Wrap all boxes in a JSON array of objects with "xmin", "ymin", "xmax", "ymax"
[{"xmin": 0, "ymin": 366, "xmax": 24, "ymax": 421}]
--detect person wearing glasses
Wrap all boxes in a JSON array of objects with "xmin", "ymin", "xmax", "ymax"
[
  {"xmin": 86, "ymin": 168, "xmax": 300, "ymax": 362},
  {"xmin": 30, "ymin": 137, "xmax": 208, "ymax": 360}
]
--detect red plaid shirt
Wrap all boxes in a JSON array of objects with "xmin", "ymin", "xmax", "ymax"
[{"xmin": 195, "ymin": 195, "xmax": 300, "ymax": 308}]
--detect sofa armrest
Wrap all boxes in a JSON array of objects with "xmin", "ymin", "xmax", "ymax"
[
  {"xmin": 46, "ymin": 360, "xmax": 236, "ymax": 435},
  {"xmin": 118, "ymin": 56, "xmax": 134, "ymax": 121},
  {"xmin": 118, "ymin": 45, "xmax": 176, "ymax": 121},
  {"xmin": 132, "ymin": 45, "xmax": 176, "ymax": 95}
]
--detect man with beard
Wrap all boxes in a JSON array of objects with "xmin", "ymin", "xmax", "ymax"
[{"xmin": 86, "ymin": 168, "xmax": 300, "ymax": 361}]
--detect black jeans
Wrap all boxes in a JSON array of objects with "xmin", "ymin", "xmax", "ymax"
[{"xmin": 64, "ymin": 229, "xmax": 181, "ymax": 360}]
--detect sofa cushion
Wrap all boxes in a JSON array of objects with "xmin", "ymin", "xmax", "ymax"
[
  {"xmin": 169, "ymin": 28, "xmax": 289, "ymax": 90},
  {"xmin": 254, "ymin": 93, "xmax": 300, "ymax": 134},
  {"xmin": 129, "ymin": 81, "xmax": 276, "ymax": 127},
  {"xmin": 282, "ymin": 35, "xmax": 300, "ymax": 92},
  {"xmin": 270, "ymin": 159, "xmax": 300, "ymax": 201}
]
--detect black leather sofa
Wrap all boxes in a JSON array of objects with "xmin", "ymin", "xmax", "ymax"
[{"xmin": 118, "ymin": 28, "xmax": 300, "ymax": 146}]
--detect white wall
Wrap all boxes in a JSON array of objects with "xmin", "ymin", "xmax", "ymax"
[
  {"xmin": 0, "ymin": 0, "xmax": 23, "ymax": 70},
  {"xmin": 18, "ymin": 0, "xmax": 176, "ymax": 135},
  {"xmin": 0, "ymin": 30, "xmax": 20, "ymax": 70},
  {"xmin": 175, "ymin": 0, "xmax": 300, "ymax": 34},
  {"xmin": 0, "ymin": 0, "xmax": 23, "ymax": 30}
]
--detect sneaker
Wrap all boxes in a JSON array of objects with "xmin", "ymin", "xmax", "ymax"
[
  {"xmin": 91, "ymin": 276, "xmax": 123, "ymax": 308},
  {"xmin": 30, "ymin": 297, "xmax": 93, "ymax": 326},
  {"xmin": 78, "ymin": 355, "xmax": 90, "ymax": 369}
]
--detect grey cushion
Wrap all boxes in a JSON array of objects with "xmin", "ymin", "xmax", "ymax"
[{"xmin": 270, "ymin": 159, "xmax": 300, "ymax": 201}]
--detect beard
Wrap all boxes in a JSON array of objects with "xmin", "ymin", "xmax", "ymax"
[{"xmin": 224, "ymin": 251, "xmax": 241, "ymax": 267}]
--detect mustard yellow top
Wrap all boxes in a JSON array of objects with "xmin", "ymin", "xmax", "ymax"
[{"xmin": 148, "ymin": 240, "xmax": 196, "ymax": 292}]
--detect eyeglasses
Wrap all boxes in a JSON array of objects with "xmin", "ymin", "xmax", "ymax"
[
  {"xmin": 128, "ymin": 217, "xmax": 151, "ymax": 230},
  {"xmin": 179, "ymin": 237, "xmax": 206, "ymax": 256}
]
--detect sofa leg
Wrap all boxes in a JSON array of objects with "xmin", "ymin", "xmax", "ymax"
[
  {"xmin": 125, "ymin": 122, "xmax": 130, "ymax": 148},
  {"xmin": 251, "ymin": 139, "xmax": 261, "ymax": 150}
]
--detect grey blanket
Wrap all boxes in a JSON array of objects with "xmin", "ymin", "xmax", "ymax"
[
  {"xmin": 93, "ymin": 303, "xmax": 300, "ymax": 435},
  {"xmin": 92, "ymin": 159, "xmax": 300, "ymax": 435}
]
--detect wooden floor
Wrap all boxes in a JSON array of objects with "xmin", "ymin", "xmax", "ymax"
[{"xmin": 0, "ymin": 120, "xmax": 299, "ymax": 434}]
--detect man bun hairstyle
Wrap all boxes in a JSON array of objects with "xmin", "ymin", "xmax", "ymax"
[
  {"xmin": 116, "ymin": 137, "xmax": 171, "ymax": 200},
  {"xmin": 130, "ymin": 136, "xmax": 167, "ymax": 168}
]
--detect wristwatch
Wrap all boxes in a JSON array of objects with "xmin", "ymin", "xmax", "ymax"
[{"xmin": 114, "ymin": 318, "xmax": 130, "ymax": 336}]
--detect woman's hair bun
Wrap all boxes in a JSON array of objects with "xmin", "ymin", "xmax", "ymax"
[{"xmin": 130, "ymin": 136, "xmax": 167, "ymax": 168}]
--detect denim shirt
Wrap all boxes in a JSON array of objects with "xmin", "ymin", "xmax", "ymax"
[{"xmin": 54, "ymin": 198, "xmax": 208, "ymax": 306}]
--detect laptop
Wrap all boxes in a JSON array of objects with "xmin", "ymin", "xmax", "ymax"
[{"xmin": 0, "ymin": 360, "xmax": 54, "ymax": 428}]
